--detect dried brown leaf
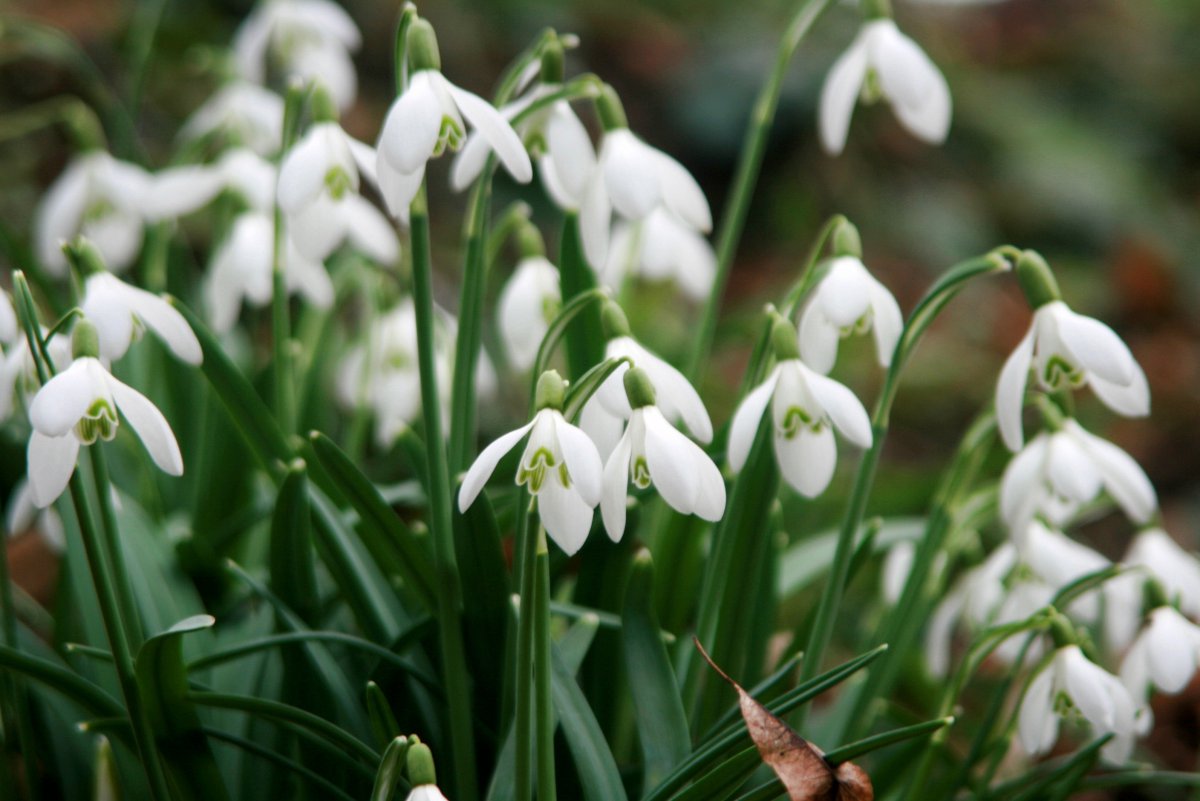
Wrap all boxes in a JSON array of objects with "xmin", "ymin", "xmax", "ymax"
[{"xmin": 694, "ymin": 638, "xmax": 874, "ymax": 801}]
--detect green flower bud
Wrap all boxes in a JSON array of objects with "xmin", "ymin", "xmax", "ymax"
[
  {"xmin": 600, "ymin": 300, "xmax": 631, "ymax": 340},
  {"xmin": 406, "ymin": 741, "xmax": 437, "ymax": 787},
  {"xmin": 624, "ymin": 366, "xmax": 656, "ymax": 409},
  {"xmin": 407, "ymin": 18, "xmax": 442, "ymax": 73},
  {"xmin": 535, "ymin": 369, "xmax": 566, "ymax": 411},
  {"xmin": 72, "ymin": 318, "xmax": 100, "ymax": 360},
  {"xmin": 596, "ymin": 84, "xmax": 628, "ymax": 132},
  {"xmin": 1015, "ymin": 250, "xmax": 1062, "ymax": 310}
]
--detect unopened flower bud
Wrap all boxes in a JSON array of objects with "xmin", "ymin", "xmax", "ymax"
[
  {"xmin": 406, "ymin": 740, "xmax": 438, "ymax": 788},
  {"xmin": 623, "ymin": 366, "xmax": 656, "ymax": 409}
]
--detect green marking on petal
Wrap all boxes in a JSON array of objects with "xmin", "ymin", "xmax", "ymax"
[
  {"xmin": 76, "ymin": 398, "xmax": 118, "ymax": 444},
  {"xmin": 324, "ymin": 166, "xmax": 354, "ymax": 200},
  {"xmin": 631, "ymin": 456, "xmax": 651, "ymax": 490},
  {"xmin": 435, "ymin": 116, "xmax": 465, "ymax": 156},
  {"xmin": 518, "ymin": 446, "xmax": 557, "ymax": 493},
  {"xmin": 1041, "ymin": 355, "xmax": 1083, "ymax": 390},
  {"xmin": 780, "ymin": 406, "xmax": 821, "ymax": 440}
]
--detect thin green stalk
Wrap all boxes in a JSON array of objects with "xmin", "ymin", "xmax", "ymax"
[
  {"xmin": 89, "ymin": 447, "xmax": 144, "ymax": 650},
  {"xmin": 684, "ymin": 0, "xmax": 835, "ymax": 384},
  {"xmin": 796, "ymin": 251, "xmax": 1014, "ymax": 715},
  {"xmin": 409, "ymin": 193, "xmax": 478, "ymax": 801},
  {"xmin": 0, "ymin": 515, "xmax": 38, "ymax": 801},
  {"xmin": 514, "ymin": 497, "xmax": 535, "ymax": 801},
  {"xmin": 533, "ymin": 527, "xmax": 556, "ymax": 801}
]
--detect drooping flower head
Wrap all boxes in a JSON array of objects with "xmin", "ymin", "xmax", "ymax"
[
  {"xmin": 600, "ymin": 366, "xmax": 725, "ymax": 542},
  {"xmin": 819, "ymin": 15, "xmax": 951, "ymax": 155},
  {"xmin": 459, "ymin": 371, "xmax": 602, "ymax": 555},
  {"xmin": 601, "ymin": 209, "xmax": 717, "ymax": 302},
  {"xmin": 729, "ymin": 317, "xmax": 873, "ymax": 497},
  {"xmin": 26, "ymin": 320, "xmax": 183, "ymax": 508},
  {"xmin": 376, "ymin": 18, "xmax": 532, "ymax": 217},
  {"xmin": 497, "ymin": 247, "xmax": 560, "ymax": 372},
  {"xmin": 180, "ymin": 80, "xmax": 285, "ymax": 156},
  {"xmin": 1104, "ymin": 528, "xmax": 1200, "ymax": 652},
  {"xmin": 1120, "ymin": 597, "xmax": 1200, "ymax": 732},
  {"xmin": 997, "ymin": 251, "xmax": 1149, "ymax": 452}
]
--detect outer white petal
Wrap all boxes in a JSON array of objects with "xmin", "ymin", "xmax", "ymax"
[
  {"xmin": 457, "ymin": 420, "xmax": 535, "ymax": 511},
  {"xmin": 1045, "ymin": 432, "xmax": 1102, "ymax": 505},
  {"xmin": 546, "ymin": 103, "xmax": 595, "ymax": 202},
  {"xmin": 642, "ymin": 408, "xmax": 701, "ymax": 515},
  {"xmin": 1053, "ymin": 306, "xmax": 1137, "ymax": 387},
  {"xmin": 798, "ymin": 300, "xmax": 840, "ymax": 375},
  {"xmin": 691, "ymin": 444, "xmax": 726, "ymax": 522},
  {"xmin": 728, "ymin": 368, "xmax": 780, "ymax": 472},
  {"xmin": 1070, "ymin": 422, "xmax": 1157, "ymax": 523},
  {"xmin": 580, "ymin": 398, "xmax": 625, "ymax": 463},
  {"xmin": 442, "ymin": 78, "xmax": 532, "ymax": 184},
  {"xmin": 600, "ymin": 428, "xmax": 634, "ymax": 542},
  {"xmin": 289, "ymin": 193, "xmax": 348, "ymax": 261},
  {"xmin": 1060, "ymin": 646, "xmax": 1117, "ymax": 730},
  {"xmin": 285, "ymin": 247, "xmax": 335, "ymax": 309},
  {"xmin": 775, "ymin": 425, "xmax": 837, "ymax": 498},
  {"xmin": 28, "ymin": 359, "xmax": 97, "ymax": 437},
  {"xmin": 819, "ymin": 259, "xmax": 875, "ymax": 329},
  {"xmin": 578, "ymin": 173, "xmax": 611, "ymax": 269},
  {"xmin": 291, "ymin": 41, "xmax": 357, "ymax": 111},
  {"xmin": 653, "ymin": 150, "xmax": 711, "ymax": 232},
  {"xmin": 924, "ymin": 587, "xmax": 966, "ymax": 678},
  {"xmin": 378, "ymin": 73, "xmax": 442, "ymax": 175},
  {"xmin": 143, "ymin": 166, "xmax": 227, "ymax": 220},
  {"xmin": 377, "ymin": 161, "xmax": 425, "ymax": 221},
  {"xmin": 449, "ymin": 133, "xmax": 493, "ymax": 192},
  {"xmin": 818, "ymin": 32, "xmax": 870, "ymax": 155},
  {"xmin": 625, "ymin": 342, "xmax": 711, "ymax": 443},
  {"xmin": 801, "ymin": 364, "xmax": 873, "ymax": 448},
  {"xmin": 872, "ymin": 20, "xmax": 951, "ymax": 144},
  {"xmin": 347, "ymin": 137, "xmax": 380, "ymax": 189},
  {"xmin": 539, "ymin": 155, "xmax": 577, "ymax": 212},
  {"xmin": 996, "ymin": 326, "xmax": 1035, "ymax": 452},
  {"xmin": 27, "ymin": 431, "xmax": 80, "ymax": 508},
  {"xmin": 554, "ymin": 414, "xmax": 603, "ymax": 508},
  {"xmin": 108, "ymin": 376, "xmax": 183, "ymax": 476},
  {"xmin": 120, "ymin": 282, "xmax": 203, "ymax": 365},
  {"xmin": 83, "ymin": 284, "xmax": 136, "ymax": 364},
  {"xmin": 343, "ymin": 195, "xmax": 400, "ymax": 264},
  {"xmin": 0, "ymin": 292, "xmax": 15, "ymax": 344},
  {"xmin": 277, "ymin": 127, "xmax": 334, "ymax": 213},
  {"xmin": 1144, "ymin": 608, "xmax": 1200, "ymax": 693},
  {"xmin": 1090, "ymin": 366, "xmax": 1150, "ymax": 418},
  {"xmin": 602, "ymin": 131, "xmax": 660, "ymax": 220},
  {"xmin": 35, "ymin": 160, "xmax": 90, "ymax": 275},
  {"xmin": 867, "ymin": 279, "xmax": 904, "ymax": 367},
  {"xmin": 82, "ymin": 210, "xmax": 144, "ymax": 273},
  {"xmin": 537, "ymin": 477, "xmax": 593, "ymax": 556},
  {"xmin": 1017, "ymin": 664, "xmax": 1058, "ymax": 756}
]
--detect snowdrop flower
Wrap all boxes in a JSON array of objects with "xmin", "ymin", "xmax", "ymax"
[
  {"xmin": 278, "ymin": 114, "xmax": 397, "ymax": 263},
  {"xmin": 6, "ymin": 479, "xmax": 65, "ymax": 553},
  {"xmin": 999, "ymin": 419, "xmax": 1156, "ymax": 543},
  {"xmin": 143, "ymin": 148, "xmax": 277, "ymax": 223},
  {"xmin": 26, "ymin": 322, "xmax": 182, "ymax": 508},
  {"xmin": 729, "ymin": 317, "xmax": 872, "ymax": 497},
  {"xmin": 459, "ymin": 371, "xmax": 602, "ymax": 555},
  {"xmin": 0, "ymin": 291, "xmax": 16, "ymax": 344},
  {"xmin": 818, "ymin": 17, "xmax": 951, "ymax": 155},
  {"xmin": 997, "ymin": 251, "xmax": 1149, "ymax": 452},
  {"xmin": 406, "ymin": 786, "xmax": 449, "ymax": 801},
  {"xmin": 580, "ymin": 302, "xmax": 712, "ymax": 459},
  {"xmin": 600, "ymin": 367, "xmax": 725, "ymax": 542},
  {"xmin": 1018, "ymin": 644, "xmax": 1138, "ymax": 763},
  {"xmin": 798, "ymin": 255, "xmax": 902, "ymax": 374},
  {"xmin": 78, "ymin": 261, "xmax": 202, "ymax": 366},
  {"xmin": 205, "ymin": 212, "xmax": 333, "ymax": 333},
  {"xmin": 35, "ymin": 151, "xmax": 152, "ymax": 276},
  {"xmin": 1019, "ymin": 521, "xmax": 1110, "ymax": 622},
  {"xmin": 497, "ymin": 255, "xmax": 560, "ymax": 371},
  {"xmin": 233, "ymin": 0, "xmax": 361, "ymax": 110},
  {"xmin": 0, "ymin": 333, "xmax": 71, "ymax": 423},
  {"xmin": 601, "ymin": 210, "xmax": 716, "ymax": 301},
  {"xmin": 1104, "ymin": 528, "xmax": 1200, "ymax": 651},
  {"xmin": 376, "ymin": 19, "xmax": 531, "ymax": 217},
  {"xmin": 925, "ymin": 543, "xmax": 1017, "ymax": 677},
  {"xmin": 180, "ymin": 81, "xmax": 284, "ymax": 156},
  {"xmin": 1121, "ymin": 605, "xmax": 1200, "ymax": 730}
]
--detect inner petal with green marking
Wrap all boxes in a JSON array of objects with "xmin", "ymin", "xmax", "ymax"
[{"xmin": 75, "ymin": 398, "xmax": 119, "ymax": 445}]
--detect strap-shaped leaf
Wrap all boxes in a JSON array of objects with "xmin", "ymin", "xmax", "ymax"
[{"xmin": 550, "ymin": 641, "xmax": 629, "ymax": 801}]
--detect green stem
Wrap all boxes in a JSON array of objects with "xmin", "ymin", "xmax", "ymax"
[
  {"xmin": 409, "ymin": 194, "xmax": 478, "ymax": 801},
  {"xmin": 533, "ymin": 527, "xmax": 556, "ymax": 801},
  {"xmin": 684, "ymin": 0, "xmax": 835, "ymax": 384},
  {"xmin": 514, "ymin": 496, "xmax": 535, "ymax": 801},
  {"xmin": 89, "ymin": 447, "xmax": 144, "ymax": 650},
  {"xmin": 796, "ymin": 251, "xmax": 1013, "ymax": 713},
  {"xmin": 0, "ymin": 515, "xmax": 38, "ymax": 801}
]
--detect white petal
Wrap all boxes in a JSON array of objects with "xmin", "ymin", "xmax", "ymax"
[
  {"xmin": 819, "ymin": 259, "xmax": 875, "ymax": 329},
  {"xmin": 1072, "ymin": 424, "xmax": 1157, "ymax": 523},
  {"xmin": 727, "ymin": 368, "xmax": 780, "ymax": 472},
  {"xmin": 924, "ymin": 588, "xmax": 965, "ymax": 679},
  {"xmin": 691, "ymin": 444, "xmax": 726, "ymax": 522},
  {"xmin": 546, "ymin": 103, "xmax": 595, "ymax": 202},
  {"xmin": 1045, "ymin": 432, "xmax": 1103, "ymax": 505},
  {"xmin": 578, "ymin": 173, "xmax": 611, "ymax": 270},
  {"xmin": 378, "ymin": 73, "xmax": 442, "ymax": 175},
  {"xmin": 122, "ymin": 284, "xmax": 203, "ymax": 365},
  {"xmin": 28, "ymin": 359, "xmax": 98, "ymax": 437},
  {"xmin": 537, "ymin": 478, "xmax": 593, "ymax": 556},
  {"xmin": 600, "ymin": 429, "xmax": 633, "ymax": 542},
  {"xmin": 653, "ymin": 150, "xmax": 711, "ymax": 232},
  {"xmin": 82, "ymin": 211, "xmax": 143, "ymax": 273},
  {"xmin": 818, "ymin": 33, "xmax": 870, "ymax": 155},
  {"xmin": 377, "ymin": 162, "xmax": 425, "ymax": 221},
  {"xmin": 996, "ymin": 326, "xmax": 1035, "ymax": 452},
  {"xmin": 642, "ymin": 408, "xmax": 701, "ymax": 515},
  {"xmin": 775, "ymin": 425, "xmax": 837, "ymax": 498},
  {"xmin": 554, "ymin": 414, "xmax": 603, "ymax": 508},
  {"xmin": 628, "ymin": 343, "xmax": 712, "ymax": 443},
  {"xmin": 1054, "ymin": 307, "xmax": 1137, "ymax": 387},
  {"xmin": 277, "ymin": 128, "xmax": 334, "ymax": 213},
  {"xmin": 285, "ymin": 247, "xmax": 335, "ymax": 309},
  {"xmin": 602, "ymin": 131, "xmax": 660, "ymax": 220},
  {"xmin": 867, "ymin": 279, "xmax": 904, "ymax": 368},
  {"xmin": 580, "ymin": 398, "xmax": 625, "ymax": 463},
  {"xmin": 1017, "ymin": 665, "xmax": 1058, "ymax": 756},
  {"xmin": 1060, "ymin": 647, "xmax": 1116, "ymax": 731},
  {"xmin": 143, "ymin": 166, "xmax": 226, "ymax": 220},
  {"xmin": 1090, "ymin": 366, "xmax": 1150, "ymax": 418},
  {"xmin": 1145, "ymin": 609, "xmax": 1199, "ymax": 693},
  {"xmin": 289, "ymin": 193, "xmax": 348, "ymax": 261},
  {"xmin": 798, "ymin": 301, "xmax": 840, "ymax": 375},
  {"xmin": 27, "ymin": 431, "xmax": 80, "ymax": 509},
  {"xmin": 0, "ymin": 291, "xmax": 16, "ymax": 344},
  {"xmin": 343, "ymin": 195, "xmax": 400, "ymax": 264},
  {"xmin": 108, "ymin": 376, "xmax": 183, "ymax": 476},
  {"xmin": 457, "ymin": 420, "xmax": 534, "ymax": 511},
  {"xmin": 872, "ymin": 20, "xmax": 951, "ymax": 144},
  {"xmin": 449, "ymin": 132, "xmax": 492, "ymax": 192},
  {"xmin": 35, "ymin": 160, "xmax": 90, "ymax": 275},
  {"xmin": 442, "ymin": 78, "xmax": 532, "ymax": 183},
  {"xmin": 801, "ymin": 364, "xmax": 873, "ymax": 448}
]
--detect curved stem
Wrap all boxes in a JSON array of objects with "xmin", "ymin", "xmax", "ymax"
[
  {"xmin": 684, "ymin": 0, "xmax": 836, "ymax": 384},
  {"xmin": 533, "ymin": 527, "xmax": 557, "ymax": 801}
]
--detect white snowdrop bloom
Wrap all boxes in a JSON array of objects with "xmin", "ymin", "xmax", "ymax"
[
  {"xmin": 180, "ymin": 81, "xmax": 284, "ymax": 156},
  {"xmin": 204, "ymin": 212, "xmax": 333, "ymax": 333},
  {"xmin": 0, "ymin": 333, "xmax": 72, "ymax": 423},
  {"xmin": 405, "ymin": 786, "xmax": 449, "ymax": 801},
  {"xmin": 579, "ymin": 127, "xmax": 712, "ymax": 271},
  {"xmin": 580, "ymin": 322, "xmax": 713, "ymax": 459},
  {"xmin": 1120, "ymin": 605, "xmax": 1200, "ymax": 734},
  {"xmin": 7, "ymin": 478, "xmax": 65, "ymax": 553},
  {"xmin": 818, "ymin": 18, "xmax": 951, "ymax": 155},
  {"xmin": 600, "ymin": 369, "xmax": 725, "ymax": 542},
  {"xmin": 1104, "ymin": 528, "xmax": 1200, "ymax": 651},
  {"xmin": 143, "ymin": 148, "xmax": 277, "ymax": 222},
  {"xmin": 497, "ymin": 256, "xmax": 560, "ymax": 371},
  {"xmin": 999, "ymin": 420, "xmax": 1156, "ymax": 542},
  {"xmin": 459, "ymin": 374, "xmax": 603, "ymax": 555},
  {"xmin": 0, "ymin": 291, "xmax": 16, "ymax": 344},
  {"xmin": 997, "ymin": 300, "xmax": 1149, "ymax": 452},
  {"xmin": 798, "ymin": 256, "xmax": 903, "ymax": 374},
  {"xmin": 1018, "ymin": 644, "xmax": 1139, "ymax": 764},
  {"xmin": 35, "ymin": 152, "xmax": 152, "ymax": 276},
  {"xmin": 728, "ymin": 357, "xmax": 872, "ymax": 498},
  {"xmin": 27, "ymin": 354, "xmax": 183, "ymax": 508},
  {"xmin": 1020, "ymin": 521, "xmax": 1110, "ymax": 622},
  {"xmin": 80, "ymin": 272, "xmax": 202, "ymax": 365},
  {"xmin": 925, "ymin": 543, "xmax": 1017, "ymax": 677},
  {"xmin": 989, "ymin": 577, "xmax": 1054, "ymax": 667},
  {"xmin": 233, "ymin": 0, "xmax": 361, "ymax": 110},
  {"xmin": 601, "ymin": 210, "xmax": 716, "ymax": 301},
  {"xmin": 278, "ymin": 121, "xmax": 397, "ymax": 263},
  {"xmin": 376, "ymin": 69, "xmax": 532, "ymax": 216}
]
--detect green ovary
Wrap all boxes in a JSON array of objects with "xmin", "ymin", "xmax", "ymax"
[{"xmin": 75, "ymin": 399, "xmax": 119, "ymax": 445}]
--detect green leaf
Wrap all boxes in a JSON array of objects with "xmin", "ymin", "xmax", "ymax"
[
  {"xmin": 776, "ymin": 518, "xmax": 927, "ymax": 600},
  {"xmin": 308, "ymin": 431, "xmax": 437, "ymax": 610},
  {"xmin": 201, "ymin": 725, "xmax": 360, "ymax": 801},
  {"xmin": 556, "ymin": 213, "xmax": 605, "ymax": 380},
  {"xmin": 366, "ymin": 682, "xmax": 403, "ymax": 750},
  {"xmin": 550, "ymin": 638, "xmax": 628, "ymax": 801},
  {"xmin": 0, "ymin": 645, "xmax": 122, "ymax": 719},
  {"xmin": 370, "ymin": 736, "xmax": 412, "ymax": 801},
  {"xmin": 622, "ymin": 549, "xmax": 691, "ymax": 792},
  {"xmin": 562, "ymin": 357, "xmax": 632, "ymax": 423},
  {"xmin": 134, "ymin": 615, "xmax": 230, "ymax": 801},
  {"xmin": 269, "ymin": 461, "xmax": 319, "ymax": 623}
]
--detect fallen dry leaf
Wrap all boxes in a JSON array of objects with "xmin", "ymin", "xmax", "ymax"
[{"xmin": 695, "ymin": 638, "xmax": 874, "ymax": 801}]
